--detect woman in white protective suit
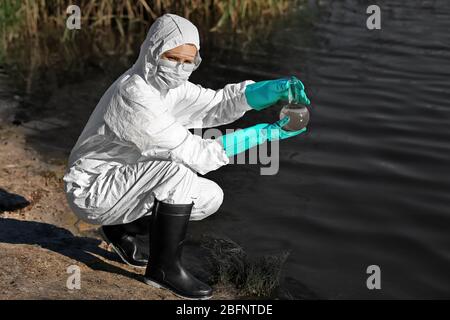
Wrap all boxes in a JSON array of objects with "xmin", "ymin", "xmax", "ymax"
[{"xmin": 63, "ymin": 13, "xmax": 310, "ymax": 299}]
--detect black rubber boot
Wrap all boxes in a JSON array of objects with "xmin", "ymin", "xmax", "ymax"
[
  {"xmin": 144, "ymin": 199, "xmax": 213, "ymax": 300},
  {"xmin": 100, "ymin": 215, "xmax": 152, "ymax": 268}
]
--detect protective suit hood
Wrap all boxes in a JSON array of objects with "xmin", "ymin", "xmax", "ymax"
[{"xmin": 132, "ymin": 13, "xmax": 201, "ymax": 90}]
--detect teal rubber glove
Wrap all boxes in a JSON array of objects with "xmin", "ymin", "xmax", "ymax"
[
  {"xmin": 245, "ymin": 76, "xmax": 311, "ymax": 111},
  {"xmin": 220, "ymin": 116, "xmax": 307, "ymax": 157}
]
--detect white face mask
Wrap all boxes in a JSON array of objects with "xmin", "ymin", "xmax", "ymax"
[{"xmin": 154, "ymin": 58, "xmax": 196, "ymax": 90}]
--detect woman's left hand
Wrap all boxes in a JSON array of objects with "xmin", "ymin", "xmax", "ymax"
[{"xmin": 244, "ymin": 76, "xmax": 311, "ymax": 111}]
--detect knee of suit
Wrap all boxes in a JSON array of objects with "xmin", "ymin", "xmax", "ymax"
[
  {"xmin": 152, "ymin": 163, "xmax": 197, "ymax": 204},
  {"xmin": 191, "ymin": 181, "xmax": 224, "ymax": 221},
  {"xmin": 208, "ymin": 183, "xmax": 224, "ymax": 214}
]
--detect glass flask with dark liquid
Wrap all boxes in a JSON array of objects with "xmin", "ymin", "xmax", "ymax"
[{"xmin": 279, "ymin": 77, "xmax": 310, "ymax": 131}]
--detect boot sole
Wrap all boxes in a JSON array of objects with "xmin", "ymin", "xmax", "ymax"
[
  {"xmin": 99, "ymin": 228, "xmax": 147, "ymax": 269},
  {"xmin": 143, "ymin": 277, "xmax": 213, "ymax": 300}
]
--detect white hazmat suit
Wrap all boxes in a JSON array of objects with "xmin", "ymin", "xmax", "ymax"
[{"xmin": 63, "ymin": 14, "xmax": 255, "ymax": 225}]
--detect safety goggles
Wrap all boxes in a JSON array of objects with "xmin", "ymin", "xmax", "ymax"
[{"xmin": 158, "ymin": 52, "xmax": 202, "ymax": 72}]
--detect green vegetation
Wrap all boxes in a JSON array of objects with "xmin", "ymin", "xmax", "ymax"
[
  {"xmin": 0, "ymin": 0, "xmax": 304, "ymax": 70},
  {"xmin": 0, "ymin": 0, "xmax": 301, "ymax": 42}
]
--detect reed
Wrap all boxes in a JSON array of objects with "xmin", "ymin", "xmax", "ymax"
[
  {"xmin": 0, "ymin": 0, "xmax": 305, "ymax": 85},
  {"xmin": 0, "ymin": 0, "xmax": 300, "ymax": 43}
]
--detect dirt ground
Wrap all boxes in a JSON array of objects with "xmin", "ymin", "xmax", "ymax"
[{"xmin": 0, "ymin": 124, "xmax": 237, "ymax": 300}]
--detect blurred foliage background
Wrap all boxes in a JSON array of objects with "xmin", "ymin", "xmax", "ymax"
[
  {"xmin": 0, "ymin": 0, "xmax": 310, "ymax": 98},
  {"xmin": 0, "ymin": 0, "xmax": 304, "ymax": 64}
]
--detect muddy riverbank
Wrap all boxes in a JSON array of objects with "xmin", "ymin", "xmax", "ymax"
[{"xmin": 0, "ymin": 123, "xmax": 242, "ymax": 299}]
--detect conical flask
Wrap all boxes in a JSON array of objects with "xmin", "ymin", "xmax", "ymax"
[{"xmin": 279, "ymin": 76, "xmax": 310, "ymax": 131}]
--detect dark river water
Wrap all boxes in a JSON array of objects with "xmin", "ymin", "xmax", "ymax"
[{"xmin": 2, "ymin": 0, "xmax": 450, "ymax": 299}]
